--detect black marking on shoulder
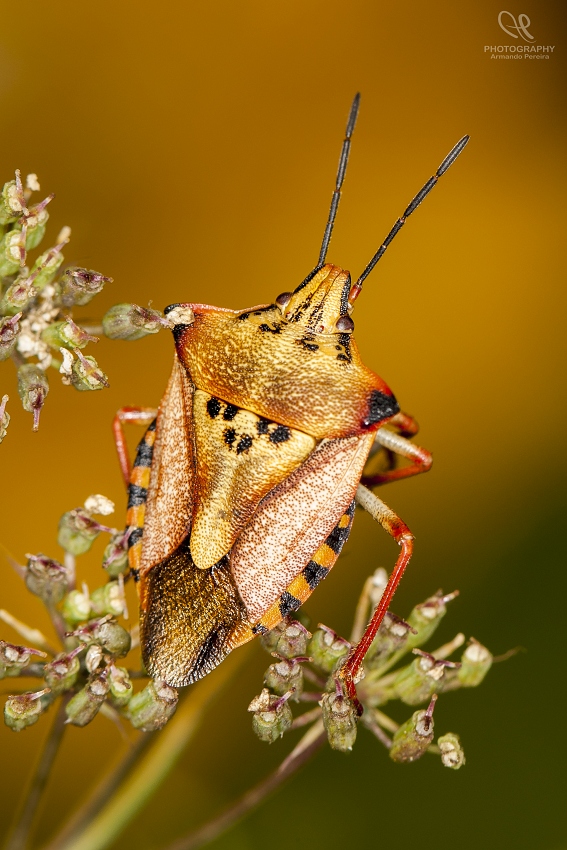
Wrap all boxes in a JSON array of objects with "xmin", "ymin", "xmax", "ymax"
[
  {"xmin": 206, "ymin": 397, "xmax": 222, "ymax": 419},
  {"xmin": 269, "ymin": 424, "xmax": 291, "ymax": 444},
  {"xmin": 252, "ymin": 623, "xmax": 269, "ymax": 635},
  {"xmin": 223, "ymin": 403, "xmax": 239, "ymax": 421},
  {"xmin": 362, "ymin": 390, "xmax": 400, "ymax": 428},
  {"xmin": 223, "ymin": 427, "xmax": 237, "ymax": 448},
  {"xmin": 127, "ymin": 484, "xmax": 148, "ymax": 509},
  {"xmin": 128, "ymin": 527, "xmax": 144, "ymax": 548},
  {"xmin": 236, "ymin": 434, "xmax": 253, "ymax": 454},
  {"xmin": 302, "ymin": 561, "xmax": 329, "ymax": 589},
  {"xmin": 336, "ymin": 332, "xmax": 352, "ymax": 363},
  {"xmin": 256, "ymin": 417, "xmax": 270, "ymax": 435},
  {"xmin": 298, "ymin": 335, "xmax": 319, "ymax": 352},
  {"xmin": 134, "ymin": 440, "xmax": 154, "ymax": 468},
  {"xmin": 258, "ymin": 322, "xmax": 282, "ymax": 334},
  {"xmin": 279, "ymin": 591, "xmax": 301, "ymax": 617}
]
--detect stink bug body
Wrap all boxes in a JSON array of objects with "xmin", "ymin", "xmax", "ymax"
[{"xmin": 113, "ymin": 95, "xmax": 468, "ymax": 707}]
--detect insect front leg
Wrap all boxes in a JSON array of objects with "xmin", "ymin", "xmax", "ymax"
[
  {"xmin": 337, "ymin": 483, "xmax": 414, "ymax": 711},
  {"xmin": 113, "ymin": 406, "xmax": 158, "ymax": 488},
  {"xmin": 362, "ymin": 411, "xmax": 432, "ymax": 487}
]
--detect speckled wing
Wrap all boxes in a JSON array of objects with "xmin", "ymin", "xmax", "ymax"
[
  {"xmin": 139, "ymin": 358, "xmax": 195, "ymax": 575},
  {"xmin": 190, "ymin": 390, "xmax": 315, "ymax": 569},
  {"xmin": 230, "ymin": 431, "xmax": 375, "ymax": 621}
]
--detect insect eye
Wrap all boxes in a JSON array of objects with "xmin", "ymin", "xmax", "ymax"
[
  {"xmin": 335, "ymin": 315, "xmax": 355, "ymax": 333},
  {"xmin": 275, "ymin": 292, "xmax": 292, "ymax": 310}
]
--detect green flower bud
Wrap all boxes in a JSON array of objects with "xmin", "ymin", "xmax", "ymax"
[
  {"xmin": 0, "ymin": 273, "xmax": 36, "ymax": 315},
  {"xmin": 457, "ymin": 640, "xmax": 493, "ymax": 688},
  {"xmin": 0, "ymin": 313, "xmax": 22, "ymax": 360},
  {"xmin": 93, "ymin": 619, "xmax": 131, "ymax": 657},
  {"xmin": 58, "ymin": 267, "xmax": 112, "ymax": 307},
  {"xmin": 0, "ymin": 230, "xmax": 25, "ymax": 276},
  {"xmin": 61, "ymin": 589, "xmax": 92, "ymax": 625},
  {"xmin": 364, "ymin": 612, "xmax": 416, "ymax": 671},
  {"xmin": 58, "ymin": 508, "xmax": 103, "ymax": 555},
  {"xmin": 0, "ymin": 395, "xmax": 9, "ymax": 444},
  {"xmin": 108, "ymin": 666, "xmax": 133, "ymax": 708},
  {"xmin": 102, "ymin": 303, "xmax": 166, "ymax": 341},
  {"xmin": 264, "ymin": 656, "xmax": 304, "ymax": 699},
  {"xmin": 31, "ymin": 244, "xmax": 65, "ymax": 291},
  {"xmin": 4, "ymin": 688, "xmax": 50, "ymax": 731},
  {"xmin": 438, "ymin": 732, "xmax": 466, "ymax": 769},
  {"xmin": 18, "ymin": 205, "xmax": 50, "ymax": 250},
  {"xmin": 248, "ymin": 688, "xmax": 293, "ymax": 743},
  {"xmin": 25, "ymin": 553, "xmax": 68, "ymax": 604},
  {"xmin": 0, "ymin": 178, "xmax": 23, "ymax": 225},
  {"xmin": 127, "ymin": 680, "xmax": 178, "ymax": 731},
  {"xmin": 307, "ymin": 625, "xmax": 350, "ymax": 674},
  {"xmin": 17, "ymin": 363, "xmax": 49, "ymax": 430},
  {"xmin": 43, "ymin": 649, "xmax": 81, "ymax": 693},
  {"xmin": 261, "ymin": 619, "xmax": 311, "ymax": 659},
  {"xmin": 65, "ymin": 673, "xmax": 109, "ymax": 727},
  {"xmin": 320, "ymin": 689, "xmax": 358, "ymax": 752},
  {"xmin": 392, "ymin": 651, "xmax": 459, "ymax": 707},
  {"xmin": 90, "ymin": 582, "xmax": 126, "ymax": 618},
  {"xmin": 102, "ymin": 531, "xmax": 129, "ymax": 578},
  {"xmin": 70, "ymin": 352, "xmax": 109, "ymax": 392},
  {"xmin": 390, "ymin": 696, "xmax": 437, "ymax": 764},
  {"xmin": 0, "ymin": 641, "xmax": 46, "ymax": 679},
  {"xmin": 42, "ymin": 318, "xmax": 98, "ymax": 351},
  {"xmin": 404, "ymin": 591, "xmax": 459, "ymax": 653}
]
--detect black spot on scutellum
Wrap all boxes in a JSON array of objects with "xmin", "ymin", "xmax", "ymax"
[
  {"xmin": 236, "ymin": 435, "xmax": 253, "ymax": 454},
  {"xmin": 223, "ymin": 403, "xmax": 239, "ymax": 421},
  {"xmin": 269, "ymin": 424, "xmax": 291, "ymax": 444},
  {"xmin": 223, "ymin": 428, "xmax": 237, "ymax": 448},
  {"xmin": 206, "ymin": 397, "xmax": 222, "ymax": 419}
]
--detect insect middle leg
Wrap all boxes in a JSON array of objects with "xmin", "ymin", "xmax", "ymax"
[
  {"xmin": 113, "ymin": 406, "xmax": 158, "ymax": 488},
  {"xmin": 362, "ymin": 411, "xmax": 432, "ymax": 488},
  {"xmin": 337, "ymin": 483, "xmax": 414, "ymax": 710}
]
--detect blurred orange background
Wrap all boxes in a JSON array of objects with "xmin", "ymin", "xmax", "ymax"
[{"xmin": 1, "ymin": 1, "xmax": 566, "ymax": 848}]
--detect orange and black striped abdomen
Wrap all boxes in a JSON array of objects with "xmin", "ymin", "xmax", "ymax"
[{"xmin": 127, "ymin": 419, "xmax": 157, "ymax": 578}]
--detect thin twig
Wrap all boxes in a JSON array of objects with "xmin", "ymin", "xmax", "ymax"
[
  {"xmin": 0, "ymin": 609, "xmax": 57, "ymax": 656},
  {"xmin": 291, "ymin": 706, "xmax": 321, "ymax": 729},
  {"xmin": 5, "ymin": 698, "xmax": 68, "ymax": 850},
  {"xmin": 361, "ymin": 712, "xmax": 393, "ymax": 749},
  {"xmin": 163, "ymin": 720, "xmax": 327, "ymax": 850}
]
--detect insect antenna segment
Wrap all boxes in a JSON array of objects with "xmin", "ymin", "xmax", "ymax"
[
  {"xmin": 348, "ymin": 134, "xmax": 470, "ymax": 304},
  {"xmin": 317, "ymin": 92, "xmax": 361, "ymax": 269}
]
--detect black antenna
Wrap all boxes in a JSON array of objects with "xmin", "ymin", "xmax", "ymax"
[
  {"xmin": 349, "ymin": 134, "xmax": 469, "ymax": 303},
  {"xmin": 317, "ymin": 92, "xmax": 360, "ymax": 268}
]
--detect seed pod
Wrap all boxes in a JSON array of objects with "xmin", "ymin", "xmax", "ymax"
[
  {"xmin": 70, "ymin": 352, "xmax": 109, "ymax": 392},
  {"xmin": 0, "ymin": 395, "xmax": 10, "ymax": 443},
  {"xmin": 457, "ymin": 640, "xmax": 493, "ymax": 688},
  {"xmin": 390, "ymin": 696, "xmax": 437, "ymax": 763},
  {"xmin": 0, "ymin": 230, "xmax": 25, "ymax": 276},
  {"xmin": 392, "ymin": 652, "xmax": 456, "ymax": 706},
  {"xmin": 65, "ymin": 673, "xmax": 109, "ymax": 727},
  {"xmin": 438, "ymin": 732, "xmax": 466, "ymax": 769},
  {"xmin": 58, "ymin": 267, "xmax": 112, "ymax": 307},
  {"xmin": 404, "ymin": 590, "xmax": 459, "ymax": 653},
  {"xmin": 264, "ymin": 657, "xmax": 304, "ymax": 699},
  {"xmin": 0, "ymin": 178, "xmax": 23, "ymax": 225},
  {"xmin": 61, "ymin": 589, "xmax": 92, "ymax": 625},
  {"xmin": 308, "ymin": 625, "xmax": 350, "ymax": 674},
  {"xmin": 0, "ymin": 641, "xmax": 45, "ymax": 679},
  {"xmin": 43, "ymin": 649, "xmax": 81, "ymax": 693},
  {"xmin": 320, "ymin": 689, "xmax": 358, "ymax": 752},
  {"xmin": 31, "ymin": 245, "xmax": 65, "ymax": 291},
  {"xmin": 248, "ymin": 688, "xmax": 293, "ymax": 743},
  {"xmin": 102, "ymin": 531, "xmax": 129, "ymax": 578},
  {"xmin": 58, "ymin": 508, "xmax": 102, "ymax": 555},
  {"xmin": 25, "ymin": 553, "xmax": 68, "ymax": 604},
  {"xmin": 17, "ymin": 364, "xmax": 49, "ymax": 430},
  {"xmin": 0, "ymin": 313, "xmax": 22, "ymax": 360},
  {"xmin": 261, "ymin": 620, "xmax": 311, "ymax": 659},
  {"xmin": 93, "ymin": 619, "xmax": 131, "ymax": 657},
  {"xmin": 102, "ymin": 303, "xmax": 166, "ymax": 341},
  {"xmin": 127, "ymin": 680, "xmax": 178, "ymax": 731},
  {"xmin": 91, "ymin": 581, "xmax": 126, "ymax": 618},
  {"xmin": 42, "ymin": 318, "xmax": 98, "ymax": 351},
  {"xmin": 364, "ymin": 612, "xmax": 416, "ymax": 670},
  {"xmin": 4, "ymin": 689, "xmax": 50, "ymax": 732},
  {"xmin": 108, "ymin": 666, "xmax": 133, "ymax": 708}
]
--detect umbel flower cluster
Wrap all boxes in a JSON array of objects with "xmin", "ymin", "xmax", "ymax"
[
  {"xmin": 2, "ymin": 495, "xmax": 495, "ymax": 770},
  {"xmin": 0, "ymin": 170, "xmax": 171, "ymax": 440}
]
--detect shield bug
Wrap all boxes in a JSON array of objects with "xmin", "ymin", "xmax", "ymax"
[{"xmin": 113, "ymin": 95, "xmax": 468, "ymax": 709}]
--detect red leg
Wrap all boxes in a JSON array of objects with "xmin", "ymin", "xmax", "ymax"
[
  {"xmin": 362, "ymin": 411, "xmax": 432, "ymax": 487},
  {"xmin": 112, "ymin": 407, "xmax": 158, "ymax": 489},
  {"xmin": 337, "ymin": 483, "xmax": 414, "ymax": 711}
]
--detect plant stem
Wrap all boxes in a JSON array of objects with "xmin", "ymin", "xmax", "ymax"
[
  {"xmin": 4, "ymin": 698, "xmax": 68, "ymax": 850},
  {"xmin": 163, "ymin": 719, "xmax": 327, "ymax": 850},
  {"xmin": 44, "ymin": 647, "xmax": 250, "ymax": 850}
]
